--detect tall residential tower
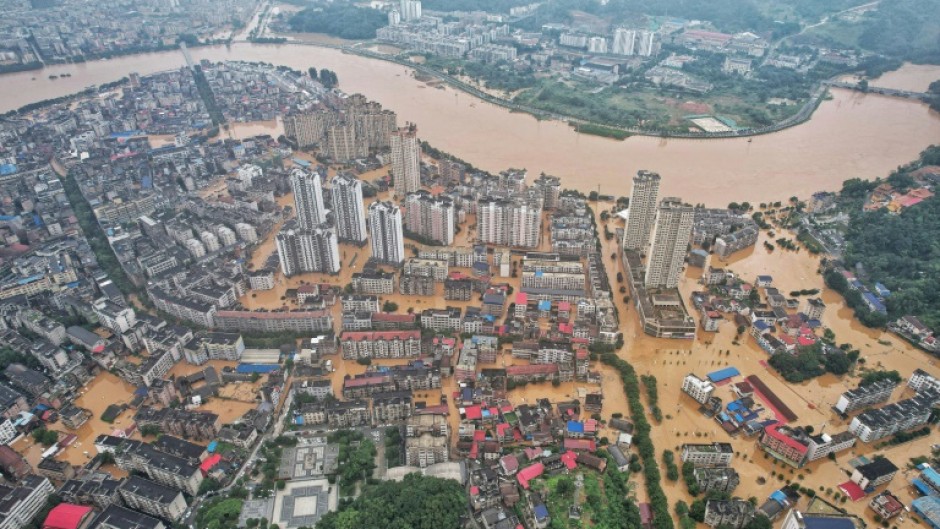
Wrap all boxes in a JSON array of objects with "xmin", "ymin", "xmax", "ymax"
[
  {"xmin": 330, "ymin": 173, "xmax": 368, "ymax": 244},
  {"xmin": 477, "ymin": 197, "xmax": 542, "ymax": 248},
  {"xmin": 369, "ymin": 201, "xmax": 405, "ymax": 265},
  {"xmin": 645, "ymin": 198, "xmax": 694, "ymax": 289},
  {"xmin": 276, "ymin": 224, "xmax": 341, "ymax": 276},
  {"xmin": 390, "ymin": 125, "xmax": 421, "ymax": 194},
  {"xmin": 290, "ymin": 168, "xmax": 326, "ymax": 229},
  {"xmin": 403, "ymin": 191, "xmax": 455, "ymax": 245},
  {"xmin": 622, "ymin": 170, "xmax": 661, "ymax": 252}
]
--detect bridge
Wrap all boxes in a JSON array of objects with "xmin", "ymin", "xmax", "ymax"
[{"xmin": 824, "ymin": 81, "xmax": 931, "ymax": 102}]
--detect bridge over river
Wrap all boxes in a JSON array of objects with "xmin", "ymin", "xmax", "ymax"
[{"xmin": 824, "ymin": 81, "xmax": 932, "ymax": 102}]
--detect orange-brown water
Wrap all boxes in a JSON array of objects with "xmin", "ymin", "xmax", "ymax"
[{"xmin": 2, "ymin": 48, "xmax": 939, "ymax": 205}]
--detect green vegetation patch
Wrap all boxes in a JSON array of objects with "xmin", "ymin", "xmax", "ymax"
[
  {"xmin": 288, "ymin": 4, "xmax": 387, "ymax": 39},
  {"xmin": 573, "ymin": 123, "xmax": 631, "ymax": 140},
  {"xmin": 317, "ymin": 473, "xmax": 466, "ymax": 529}
]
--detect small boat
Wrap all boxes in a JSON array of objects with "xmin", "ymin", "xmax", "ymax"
[{"xmin": 747, "ymin": 138, "xmax": 752, "ymax": 143}]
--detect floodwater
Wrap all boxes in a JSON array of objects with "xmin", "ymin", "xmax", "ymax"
[
  {"xmin": 870, "ymin": 63, "xmax": 940, "ymax": 92},
  {"xmin": 16, "ymin": 372, "xmax": 142, "ymax": 468},
  {"xmin": 1, "ymin": 46, "xmax": 939, "ymax": 205},
  {"xmin": 592, "ymin": 205, "xmax": 940, "ymax": 526}
]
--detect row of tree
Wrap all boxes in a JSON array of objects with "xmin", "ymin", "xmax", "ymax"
[{"xmin": 308, "ymin": 67, "xmax": 338, "ymax": 88}]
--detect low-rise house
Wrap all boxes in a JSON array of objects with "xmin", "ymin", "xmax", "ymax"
[
  {"xmin": 0, "ymin": 476, "xmax": 55, "ymax": 529},
  {"xmin": 869, "ymin": 490, "xmax": 904, "ymax": 520},
  {"xmin": 682, "ymin": 374, "xmax": 715, "ymax": 404},
  {"xmin": 118, "ymin": 475, "xmax": 187, "ymax": 521},
  {"xmin": 848, "ymin": 388, "xmax": 940, "ymax": 442},
  {"xmin": 58, "ymin": 477, "xmax": 122, "ymax": 510},
  {"xmin": 695, "ymin": 467, "xmax": 740, "ymax": 493},
  {"xmin": 36, "ymin": 458, "xmax": 75, "ymax": 481},
  {"xmin": 59, "ymin": 405, "xmax": 92, "ymax": 430},
  {"xmin": 835, "ymin": 379, "xmax": 897, "ymax": 415},
  {"xmin": 87, "ymin": 505, "xmax": 166, "ymax": 529},
  {"xmin": 0, "ymin": 445, "xmax": 32, "ymax": 481},
  {"xmin": 703, "ymin": 500, "xmax": 755, "ymax": 529},
  {"xmin": 681, "ymin": 443, "xmax": 734, "ymax": 467},
  {"xmin": 851, "ymin": 458, "xmax": 898, "ymax": 490}
]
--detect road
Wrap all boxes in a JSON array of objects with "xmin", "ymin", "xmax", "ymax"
[{"xmin": 183, "ymin": 373, "xmax": 295, "ymax": 529}]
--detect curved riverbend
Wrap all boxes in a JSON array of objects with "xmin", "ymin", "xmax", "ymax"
[{"xmin": 2, "ymin": 42, "xmax": 939, "ymax": 205}]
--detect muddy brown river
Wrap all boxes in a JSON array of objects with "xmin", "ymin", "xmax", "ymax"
[{"xmin": 2, "ymin": 44, "xmax": 939, "ymax": 205}]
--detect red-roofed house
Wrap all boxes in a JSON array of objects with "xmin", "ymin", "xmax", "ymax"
[
  {"xmin": 200, "ymin": 453, "xmax": 222, "ymax": 476},
  {"xmin": 500, "ymin": 454, "xmax": 519, "ymax": 475},
  {"xmin": 43, "ymin": 504, "xmax": 94, "ymax": 529},
  {"xmin": 563, "ymin": 439, "xmax": 596, "ymax": 452},
  {"xmin": 496, "ymin": 423, "xmax": 512, "ymax": 441},
  {"xmin": 464, "ymin": 405, "xmax": 483, "ymax": 420},
  {"xmin": 759, "ymin": 425, "xmax": 808, "ymax": 467},
  {"xmin": 515, "ymin": 293, "xmax": 528, "ymax": 318},
  {"xmin": 560, "ymin": 451, "xmax": 578, "ymax": 470},
  {"xmin": 517, "ymin": 462, "xmax": 544, "ymax": 489}
]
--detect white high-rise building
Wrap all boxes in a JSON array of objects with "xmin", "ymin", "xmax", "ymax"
[
  {"xmin": 331, "ymin": 173, "xmax": 368, "ymax": 244},
  {"xmin": 326, "ymin": 123, "xmax": 366, "ymax": 162},
  {"xmin": 390, "ymin": 124, "xmax": 421, "ymax": 194},
  {"xmin": 403, "ymin": 190, "xmax": 455, "ymax": 245},
  {"xmin": 215, "ymin": 225, "xmax": 237, "ymax": 246},
  {"xmin": 400, "ymin": 0, "xmax": 422, "ymax": 21},
  {"xmin": 185, "ymin": 239, "xmax": 206, "ymax": 259},
  {"xmin": 235, "ymin": 223, "xmax": 257, "ymax": 243},
  {"xmin": 636, "ymin": 30, "xmax": 655, "ymax": 57},
  {"xmin": 588, "ymin": 36, "xmax": 608, "ymax": 54},
  {"xmin": 612, "ymin": 28, "xmax": 636, "ymax": 56},
  {"xmin": 645, "ymin": 198, "xmax": 693, "ymax": 289},
  {"xmin": 622, "ymin": 170, "xmax": 661, "ymax": 252},
  {"xmin": 477, "ymin": 197, "xmax": 542, "ymax": 248},
  {"xmin": 290, "ymin": 168, "xmax": 327, "ymax": 229},
  {"xmin": 388, "ymin": 8, "xmax": 401, "ymax": 26},
  {"xmin": 200, "ymin": 231, "xmax": 220, "ymax": 253},
  {"xmin": 369, "ymin": 201, "xmax": 405, "ymax": 265},
  {"xmin": 275, "ymin": 225, "xmax": 341, "ymax": 276},
  {"xmin": 236, "ymin": 164, "xmax": 262, "ymax": 188}
]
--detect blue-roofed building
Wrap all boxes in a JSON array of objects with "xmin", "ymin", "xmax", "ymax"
[
  {"xmin": 236, "ymin": 364, "xmax": 280, "ymax": 374},
  {"xmin": 862, "ymin": 292, "xmax": 887, "ymax": 314},
  {"xmin": 707, "ymin": 367, "xmax": 740, "ymax": 383},
  {"xmin": 538, "ymin": 300, "xmax": 551, "ymax": 312},
  {"xmin": 566, "ymin": 420, "xmax": 585, "ymax": 437},
  {"xmin": 756, "ymin": 275, "xmax": 774, "ymax": 287},
  {"xmin": 919, "ymin": 466, "xmax": 940, "ymax": 495},
  {"xmin": 207, "ymin": 441, "xmax": 218, "ymax": 453},
  {"xmin": 0, "ymin": 164, "xmax": 17, "ymax": 176},
  {"xmin": 913, "ymin": 479, "xmax": 933, "ymax": 496},
  {"xmin": 912, "ymin": 496, "xmax": 940, "ymax": 529},
  {"xmin": 533, "ymin": 503, "xmax": 550, "ymax": 526},
  {"xmin": 769, "ymin": 490, "xmax": 788, "ymax": 504},
  {"xmin": 874, "ymin": 283, "xmax": 891, "ymax": 298}
]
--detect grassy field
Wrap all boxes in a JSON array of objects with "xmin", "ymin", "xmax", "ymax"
[{"xmin": 514, "ymin": 78, "xmax": 804, "ymax": 131}]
